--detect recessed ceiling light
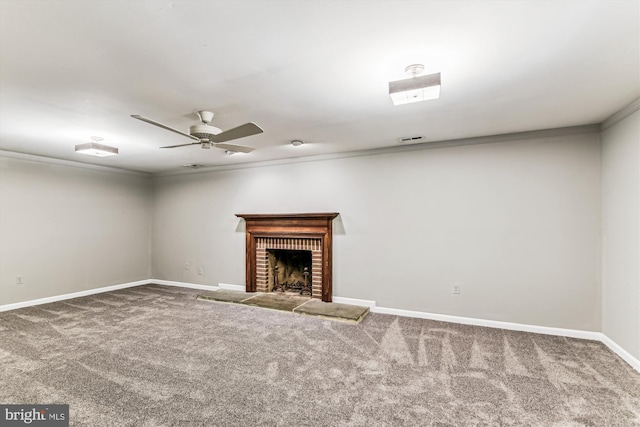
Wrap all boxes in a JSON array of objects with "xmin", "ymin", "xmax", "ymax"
[
  {"xmin": 291, "ymin": 140, "xmax": 304, "ymax": 147},
  {"xmin": 75, "ymin": 136, "xmax": 118, "ymax": 157}
]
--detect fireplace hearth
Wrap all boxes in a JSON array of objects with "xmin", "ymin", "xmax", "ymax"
[{"xmin": 236, "ymin": 213, "xmax": 339, "ymax": 302}]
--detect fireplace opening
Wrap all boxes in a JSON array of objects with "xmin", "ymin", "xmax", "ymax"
[{"xmin": 268, "ymin": 249, "xmax": 312, "ymax": 295}]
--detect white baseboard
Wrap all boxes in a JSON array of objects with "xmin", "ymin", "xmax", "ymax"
[
  {"xmin": 333, "ymin": 296, "xmax": 377, "ymax": 308},
  {"xmin": 0, "ymin": 280, "xmax": 149, "ymax": 312},
  {"xmin": 370, "ymin": 306, "xmax": 602, "ymax": 341},
  {"xmin": 2, "ymin": 279, "xmax": 637, "ymax": 373},
  {"xmin": 150, "ymin": 280, "xmax": 218, "ymax": 291},
  {"xmin": 218, "ymin": 283, "xmax": 245, "ymax": 291},
  {"xmin": 0, "ymin": 279, "xmax": 217, "ymax": 312},
  {"xmin": 600, "ymin": 333, "xmax": 640, "ymax": 373}
]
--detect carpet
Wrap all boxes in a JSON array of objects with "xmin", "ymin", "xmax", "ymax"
[{"xmin": 1, "ymin": 284, "xmax": 638, "ymax": 426}]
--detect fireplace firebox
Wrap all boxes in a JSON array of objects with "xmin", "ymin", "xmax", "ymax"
[
  {"xmin": 235, "ymin": 213, "xmax": 339, "ymax": 302},
  {"xmin": 268, "ymin": 249, "xmax": 312, "ymax": 295}
]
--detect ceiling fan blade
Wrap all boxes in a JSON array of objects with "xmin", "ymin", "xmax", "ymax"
[
  {"xmin": 160, "ymin": 142, "xmax": 201, "ymax": 149},
  {"xmin": 131, "ymin": 114, "xmax": 200, "ymax": 141},
  {"xmin": 214, "ymin": 143, "xmax": 256, "ymax": 153},
  {"xmin": 209, "ymin": 122, "xmax": 263, "ymax": 143}
]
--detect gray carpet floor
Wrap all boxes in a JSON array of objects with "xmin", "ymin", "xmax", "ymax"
[{"xmin": 1, "ymin": 284, "xmax": 639, "ymax": 426}]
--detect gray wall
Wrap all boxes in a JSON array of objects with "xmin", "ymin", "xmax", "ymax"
[
  {"xmin": 0, "ymin": 156, "xmax": 152, "ymax": 305},
  {"xmin": 602, "ymin": 109, "xmax": 640, "ymax": 359},
  {"xmin": 3, "ymin": 116, "xmax": 636, "ymax": 359},
  {"xmin": 152, "ymin": 130, "xmax": 602, "ymax": 331}
]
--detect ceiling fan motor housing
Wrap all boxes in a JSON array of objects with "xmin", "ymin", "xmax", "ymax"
[{"xmin": 189, "ymin": 124, "xmax": 222, "ymax": 140}]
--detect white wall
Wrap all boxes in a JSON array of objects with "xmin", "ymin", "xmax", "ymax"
[
  {"xmin": 602, "ymin": 109, "xmax": 640, "ymax": 360},
  {"xmin": 0, "ymin": 155, "xmax": 152, "ymax": 305},
  {"xmin": 152, "ymin": 130, "xmax": 602, "ymax": 331}
]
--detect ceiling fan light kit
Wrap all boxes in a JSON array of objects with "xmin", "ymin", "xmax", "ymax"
[
  {"xmin": 130, "ymin": 110, "xmax": 262, "ymax": 153},
  {"xmin": 389, "ymin": 64, "xmax": 441, "ymax": 106},
  {"xmin": 75, "ymin": 137, "xmax": 119, "ymax": 157}
]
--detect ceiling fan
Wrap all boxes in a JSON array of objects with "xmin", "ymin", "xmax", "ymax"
[{"xmin": 131, "ymin": 110, "xmax": 262, "ymax": 153}]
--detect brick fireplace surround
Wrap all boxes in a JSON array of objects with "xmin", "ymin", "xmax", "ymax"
[{"xmin": 236, "ymin": 213, "xmax": 339, "ymax": 302}]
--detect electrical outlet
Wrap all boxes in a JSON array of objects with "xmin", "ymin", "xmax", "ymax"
[
  {"xmin": 16, "ymin": 275, "xmax": 23, "ymax": 285},
  {"xmin": 198, "ymin": 266, "xmax": 204, "ymax": 276},
  {"xmin": 452, "ymin": 283, "xmax": 461, "ymax": 295}
]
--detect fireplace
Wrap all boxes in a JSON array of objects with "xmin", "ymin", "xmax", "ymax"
[{"xmin": 236, "ymin": 213, "xmax": 339, "ymax": 302}]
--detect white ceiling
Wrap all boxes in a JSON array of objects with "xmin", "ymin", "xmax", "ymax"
[{"xmin": 1, "ymin": 1, "xmax": 638, "ymax": 174}]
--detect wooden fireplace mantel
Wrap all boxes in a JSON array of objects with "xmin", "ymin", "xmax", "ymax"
[{"xmin": 236, "ymin": 213, "xmax": 339, "ymax": 302}]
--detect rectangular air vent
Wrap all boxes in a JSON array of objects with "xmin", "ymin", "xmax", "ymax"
[{"xmin": 398, "ymin": 135, "xmax": 425, "ymax": 143}]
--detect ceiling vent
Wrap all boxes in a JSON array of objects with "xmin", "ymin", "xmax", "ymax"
[{"xmin": 398, "ymin": 135, "xmax": 425, "ymax": 143}]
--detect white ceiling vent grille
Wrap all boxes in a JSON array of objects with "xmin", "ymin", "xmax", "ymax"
[{"xmin": 398, "ymin": 135, "xmax": 425, "ymax": 143}]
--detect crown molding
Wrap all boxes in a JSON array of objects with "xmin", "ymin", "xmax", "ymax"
[
  {"xmin": 154, "ymin": 124, "xmax": 601, "ymax": 177},
  {"xmin": 0, "ymin": 150, "xmax": 150, "ymax": 177},
  {"xmin": 1, "ymin": 124, "xmax": 603, "ymax": 178},
  {"xmin": 601, "ymin": 98, "xmax": 640, "ymax": 130}
]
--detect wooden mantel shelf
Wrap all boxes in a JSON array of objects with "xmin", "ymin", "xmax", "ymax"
[
  {"xmin": 236, "ymin": 213, "xmax": 339, "ymax": 302},
  {"xmin": 236, "ymin": 213, "xmax": 339, "ymax": 219},
  {"xmin": 236, "ymin": 212, "xmax": 339, "ymax": 222}
]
